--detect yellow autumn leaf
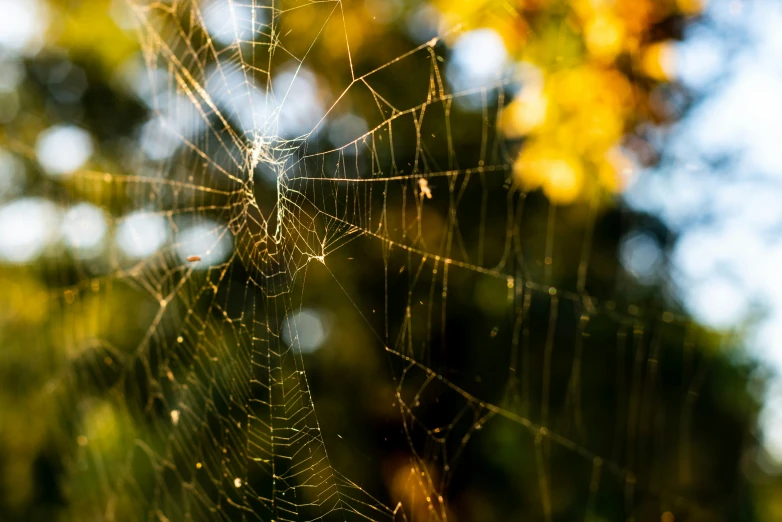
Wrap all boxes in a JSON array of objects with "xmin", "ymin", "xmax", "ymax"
[{"xmin": 513, "ymin": 142, "xmax": 584, "ymax": 205}]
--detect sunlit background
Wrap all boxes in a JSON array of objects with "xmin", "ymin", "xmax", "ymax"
[{"xmin": 2, "ymin": 0, "xmax": 782, "ymax": 520}]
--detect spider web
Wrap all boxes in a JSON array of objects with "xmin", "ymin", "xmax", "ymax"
[{"xmin": 39, "ymin": 1, "xmax": 728, "ymax": 521}]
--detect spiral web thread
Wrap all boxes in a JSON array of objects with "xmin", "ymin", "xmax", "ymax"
[{"xmin": 44, "ymin": 1, "xmax": 718, "ymax": 521}]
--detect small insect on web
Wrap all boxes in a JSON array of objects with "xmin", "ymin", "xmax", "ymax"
[{"xmin": 418, "ymin": 177, "xmax": 433, "ymax": 199}]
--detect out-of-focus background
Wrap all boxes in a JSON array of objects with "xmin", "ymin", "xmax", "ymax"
[{"xmin": 1, "ymin": 0, "xmax": 782, "ymax": 520}]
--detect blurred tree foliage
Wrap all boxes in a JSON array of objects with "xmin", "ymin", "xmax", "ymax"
[{"xmin": 0, "ymin": 1, "xmax": 777, "ymax": 521}]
